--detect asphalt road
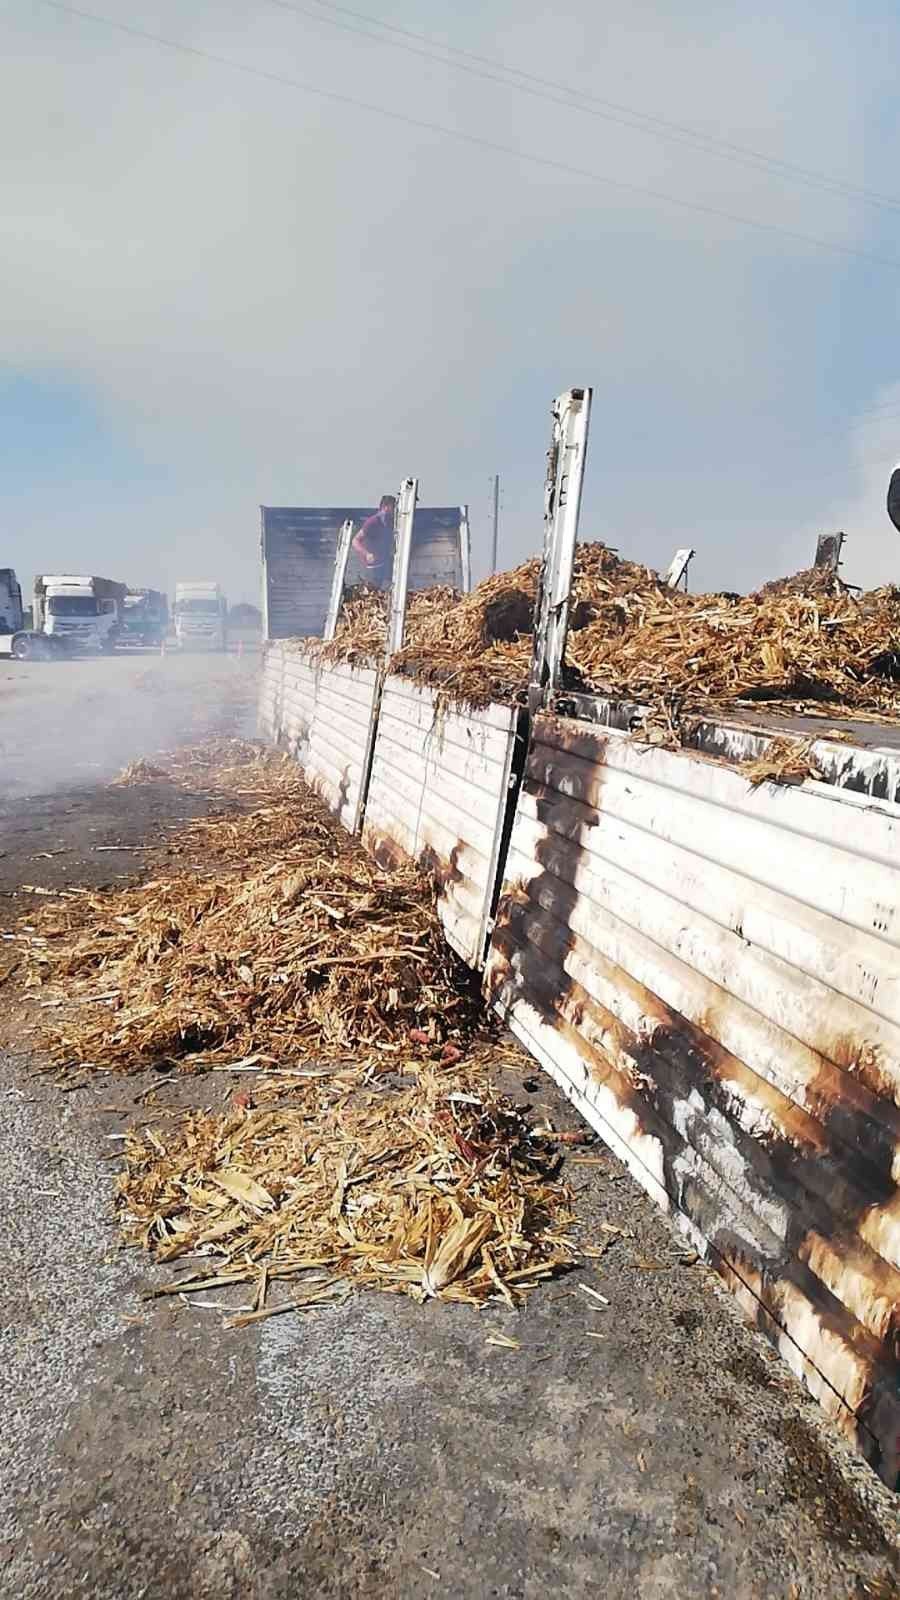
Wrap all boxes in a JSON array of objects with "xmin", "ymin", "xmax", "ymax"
[
  {"xmin": 0, "ymin": 643, "xmax": 259, "ymax": 798},
  {"xmin": 0, "ymin": 655, "xmax": 897, "ymax": 1599}
]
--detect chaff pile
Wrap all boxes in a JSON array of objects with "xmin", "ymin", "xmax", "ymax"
[
  {"xmin": 295, "ymin": 544, "xmax": 664, "ymax": 708},
  {"xmin": 285, "ymin": 541, "xmax": 900, "ymax": 726},
  {"xmin": 568, "ymin": 579, "xmax": 900, "ymax": 720},
  {"xmin": 119, "ymin": 1054, "xmax": 575, "ymax": 1310},
  {"xmin": 17, "ymin": 740, "xmax": 576, "ymax": 1309},
  {"xmin": 20, "ymin": 746, "xmax": 483, "ymax": 1072}
]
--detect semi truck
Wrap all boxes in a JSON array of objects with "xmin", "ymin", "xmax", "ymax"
[
  {"xmin": 121, "ymin": 587, "xmax": 169, "ymax": 647},
  {"xmin": 32, "ymin": 575, "xmax": 127, "ymax": 653},
  {"xmin": 173, "ymin": 581, "xmax": 228, "ymax": 651},
  {"xmin": 0, "ymin": 568, "xmax": 70, "ymax": 658},
  {"xmin": 0, "ymin": 569, "xmax": 23, "ymax": 636}
]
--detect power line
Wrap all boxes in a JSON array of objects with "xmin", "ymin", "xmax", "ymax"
[
  {"xmin": 277, "ymin": 0, "xmax": 900, "ymax": 217},
  {"xmin": 37, "ymin": 1, "xmax": 900, "ymax": 275}
]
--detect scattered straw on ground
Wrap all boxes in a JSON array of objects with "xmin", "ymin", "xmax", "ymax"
[
  {"xmin": 18, "ymin": 743, "xmax": 483, "ymax": 1073},
  {"xmin": 112, "ymin": 759, "xmax": 170, "ymax": 786},
  {"xmin": 16, "ymin": 738, "xmax": 577, "ymax": 1311},
  {"xmin": 118, "ymin": 1052, "xmax": 576, "ymax": 1311}
]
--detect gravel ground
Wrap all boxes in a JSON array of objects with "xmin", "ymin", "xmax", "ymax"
[{"xmin": 0, "ymin": 655, "xmax": 897, "ymax": 1599}]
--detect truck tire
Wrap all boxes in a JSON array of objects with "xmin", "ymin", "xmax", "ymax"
[{"xmin": 12, "ymin": 634, "xmax": 32, "ymax": 660}]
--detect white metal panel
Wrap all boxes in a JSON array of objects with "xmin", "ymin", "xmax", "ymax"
[
  {"xmin": 258, "ymin": 644, "xmax": 317, "ymax": 760},
  {"xmin": 486, "ymin": 711, "xmax": 900, "ymax": 1479},
  {"xmin": 363, "ymin": 674, "xmax": 519, "ymax": 967},
  {"xmin": 259, "ymin": 648, "xmax": 379, "ymax": 834},
  {"xmin": 306, "ymin": 662, "xmax": 380, "ymax": 833}
]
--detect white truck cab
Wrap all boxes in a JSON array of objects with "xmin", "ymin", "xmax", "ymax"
[
  {"xmin": 33, "ymin": 575, "xmax": 126, "ymax": 652},
  {"xmin": 173, "ymin": 581, "xmax": 228, "ymax": 651}
]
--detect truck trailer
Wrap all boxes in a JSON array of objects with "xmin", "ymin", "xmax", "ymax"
[
  {"xmin": 121, "ymin": 587, "xmax": 169, "ymax": 647},
  {"xmin": 0, "ymin": 568, "xmax": 70, "ymax": 659},
  {"xmin": 33, "ymin": 575, "xmax": 127, "ymax": 653},
  {"xmin": 173, "ymin": 581, "xmax": 227, "ymax": 651},
  {"xmin": 0, "ymin": 569, "xmax": 23, "ymax": 636}
]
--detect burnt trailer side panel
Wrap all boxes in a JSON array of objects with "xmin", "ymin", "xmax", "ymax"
[
  {"xmin": 261, "ymin": 505, "xmax": 470, "ymax": 641},
  {"xmin": 484, "ymin": 712, "xmax": 900, "ymax": 1485}
]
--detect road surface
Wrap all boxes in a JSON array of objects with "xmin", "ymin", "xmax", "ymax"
[{"xmin": 0, "ymin": 655, "xmax": 897, "ymax": 1599}]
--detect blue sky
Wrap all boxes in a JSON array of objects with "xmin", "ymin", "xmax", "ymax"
[{"xmin": 2, "ymin": 0, "xmax": 900, "ymax": 604}]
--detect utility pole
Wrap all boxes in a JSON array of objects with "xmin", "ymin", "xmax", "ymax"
[{"xmin": 491, "ymin": 474, "xmax": 500, "ymax": 573}]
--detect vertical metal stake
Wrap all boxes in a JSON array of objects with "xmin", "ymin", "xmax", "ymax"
[
  {"xmin": 386, "ymin": 477, "xmax": 419, "ymax": 661},
  {"xmin": 528, "ymin": 388, "xmax": 592, "ymax": 711},
  {"xmin": 459, "ymin": 504, "xmax": 472, "ymax": 594},
  {"xmin": 324, "ymin": 518, "xmax": 355, "ymax": 639}
]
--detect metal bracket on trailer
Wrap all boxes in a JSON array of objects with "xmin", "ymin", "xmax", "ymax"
[
  {"xmin": 458, "ymin": 504, "xmax": 472, "ymax": 594},
  {"xmin": 324, "ymin": 518, "xmax": 355, "ymax": 640},
  {"xmin": 528, "ymin": 388, "xmax": 592, "ymax": 713},
  {"xmin": 479, "ymin": 388, "xmax": 593, "ymax": 962},
  {"xmin": 385, "ymin": 477, "xmax": 419, "ymax": 661}
]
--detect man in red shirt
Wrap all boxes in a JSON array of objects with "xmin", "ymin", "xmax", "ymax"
[{"xmin": 352, "ymin": 494, "xmax": 397, "ymax": 587}]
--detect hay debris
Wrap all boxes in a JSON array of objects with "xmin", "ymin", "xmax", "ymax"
[
  {"xmin": 741, "ymin": 737, "xmax": 824, "ymax": 789},
  {"xmin": 112, "ymin": 759, "xmax": 170, "ymax": 786},
  {"xmin": 119, "ymin": 1058, "xmax": 575, "ymax": 1308},
  {"xmin": 19, "ymin": 739, "xmax": 577, "ymax": 1310},
  {"xmin": 17, "ymin": 743, "xmax": 484, "ymax": 1073},
  {"xmin": 285, "ymin": 541, "xmax": 900, "ymax": 730}
]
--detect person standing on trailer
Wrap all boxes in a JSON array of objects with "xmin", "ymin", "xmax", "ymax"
[{"xmin": 352, "ymin": 494, "xmax": 397, "ymax": 588}]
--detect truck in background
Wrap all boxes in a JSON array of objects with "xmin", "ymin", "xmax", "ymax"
[
  {"xmin": 121, "ymin": 587, "xmax": 169, "ymax": 647},
  {"xmin": 0, "ymin": 567, "xmax": 71, "ymax": 658},
  {"xmin": 173, "ymin": 581, "xmax": 228, "ymax": 651},
  {"xmin": 33, "ymin": 575, "xmax": 127, "ymax": 653},
  {"xmin": 0, "ymin": 569, "xmax": 23, "ymax": 636}
]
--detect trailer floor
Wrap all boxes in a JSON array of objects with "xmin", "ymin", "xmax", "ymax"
[{"xmin": 0, "ymin": 656, "xmax": 897, "ymax": 1600}]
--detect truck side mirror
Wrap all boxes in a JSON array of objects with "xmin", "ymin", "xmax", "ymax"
[{"xmin": 888, "ymin": 466, "xmax": 900, "ymax": 533}]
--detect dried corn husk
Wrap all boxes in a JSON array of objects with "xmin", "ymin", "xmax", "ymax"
[
  {"xmin": 283, "ymin": 543, "xmax": 900, "ymax": 729},
  {"xmin": 118, "ymin": 1056, "xmax": 575, "ymax": 1309},
  {"xmin": 19, "ymin": 742, "xmax": 483, "ymax": 1072},
  {"xmin": 741, "ymin": 737, "xmax": 824, "ymax": 788}
]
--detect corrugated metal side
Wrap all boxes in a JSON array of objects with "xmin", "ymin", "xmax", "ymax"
[
  {"xmin": 362, "ymin": 676, "xmax": 518, "ymax": 966},
  {"xmin": 258, "ymin": 645, "xmax": 377, "ymax": 832},
  {"xmin": 262, "ymin": 508, "xmax": 355, "ymax": 641},
  {"xmin": 485, "ymin": 712, "xmax": 900, "ymax": 1484},
  {"xmin": 262, "ymin": 506, "xmax": 466, "ymax": 639},
  {"xmin": 408, "ymin": 509, "xmax": 464, "ymax": 591},
  {"xmin": 258, "ymin": 643, "xmax": 317, "ymax": 760},
  {"xmin": 305, "ymin": 661, "xmax": 379, "ymax": 833}
]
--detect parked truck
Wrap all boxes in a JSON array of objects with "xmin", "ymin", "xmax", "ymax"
[
  {"xmin": 0, "ymin": 567, "xmax": 71, "ymax": 658},
  {"xmin": 32, "ymin": 574, "xmax": 127, "ymax": 653},
  {"xmin": 121, "ymin": 587, "xmax": 169, "ymax": 647},
  {"xmin": 0, "ymin": 569, "xmax": 23, "ymax": 636},
  {"xmin": 173, "ymin": 581, "xmax": 228, "ymax": 651}
]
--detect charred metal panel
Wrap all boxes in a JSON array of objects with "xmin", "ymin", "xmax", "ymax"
[
  {"xmin": 486, "ymin": 712, "xmax": 900, "ymax": 1485},
  {"xmin": 261, "ymin": 505, "xmax": 469, "ymax": 641},
  {"xmin": 363, "ymin": 675, "xmax": 519, "ymax": 966},
  {"xmin": 555, "ymin": 690, "xmax": 900, "ymax": 806}
]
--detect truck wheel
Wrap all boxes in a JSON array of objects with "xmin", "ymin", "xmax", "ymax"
[{"xmin": 12, "ymin": 635, "xmax": 32, "ymax": 660}]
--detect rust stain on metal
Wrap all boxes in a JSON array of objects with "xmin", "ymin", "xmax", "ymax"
[{"xmin": 487, "ymin": 727, "xmax": 900, "ymax": 1484}]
